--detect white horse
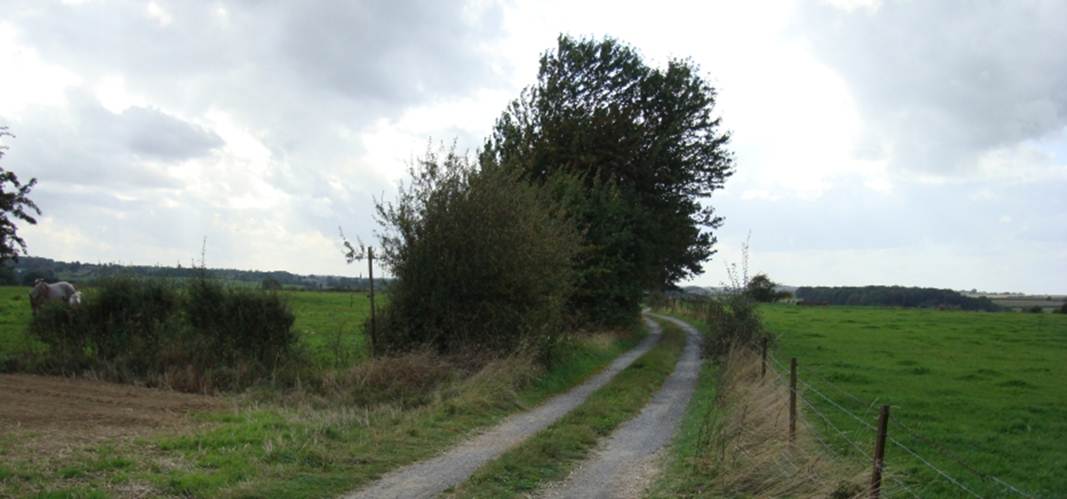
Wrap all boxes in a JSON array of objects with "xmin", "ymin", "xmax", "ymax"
[{"xmin": 29, "ymin": 278, "xmax": 79, "ymax": 314}]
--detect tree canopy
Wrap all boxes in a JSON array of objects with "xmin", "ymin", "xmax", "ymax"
[
  {"xmin": 482, "ymin": 35, "xmax": 734, "ymax": 323},
  {"xmin": 745, "ymin": 273, "xmax": 780, "ymax": 303},
  {"xmin": 0, "ymin": 127, "xmax": 41, "ymax": 264}
]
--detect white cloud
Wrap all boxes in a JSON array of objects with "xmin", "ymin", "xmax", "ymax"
[{"xmin": 1, "ymin": 0, "xmax": 1063, "ymax": 292}]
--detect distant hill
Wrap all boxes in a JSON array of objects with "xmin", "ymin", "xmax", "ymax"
[
  {"xmin": 795, "ymin": 285, "xmax": 1000, "ymax": 311},
  {"xmin": 1, "ymin": 256, "xmax": 381, "ymax": 291}
]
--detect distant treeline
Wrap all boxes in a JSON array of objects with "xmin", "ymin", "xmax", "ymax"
[
  {"xmin": 795, "ymin": 286, "xmax": 1001, "ymax": 311},
  {"xmin": 1, "ymin": 256, "xmax": 384, "ymax": 291}
]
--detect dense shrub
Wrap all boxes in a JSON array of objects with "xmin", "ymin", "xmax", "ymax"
[
  {"xmin": 375, "ymin": 146, "xmax": 579, "ymax": 358},
  {"xmin": 29, "ymin": 277, "xmax": 182, "ymax": 374},
  {"xmin": 703, "ymin": 295, "xmax": 768, "ymax": 358},
  {"xmin": 27, "ymin": 276, "xmax": 297, "ymax": 391},
  {"xmin": 185, "ymin": 279, "xmax": 296, "ymax": 369},
  {"xmin": 1059, "ymin": 302, "xmax": 1067, "ymax": 314}
]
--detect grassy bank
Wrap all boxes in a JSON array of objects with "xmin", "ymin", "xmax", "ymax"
[
  {"xmin": 0, "ymin": 327, "xmax": 643, "ymax": 498},
  {"xmin": 447, "ymin": 319, "xmax": 686, "ymax": 498}
]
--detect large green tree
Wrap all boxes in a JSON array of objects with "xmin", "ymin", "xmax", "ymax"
[
  {"xmin": 482, "ymin": 35, "xmax": 734, "ymax": 323},
  {"xmin": 0, "ymin": 127, "xmax": 41, "ymax": 264}
]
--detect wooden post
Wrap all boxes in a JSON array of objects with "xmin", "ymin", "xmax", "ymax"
[
  {"xmin": 761, "ymin": 337, "xmax": 768, "ymax": 378},
  {"xmin": 870, "ymin": 405, "xmax": 891, "ymax": 499},
  {"xmin": 789, "ymin": 357, "xmax": 797, "ymax": 443},
  {"xmin": 368, "ymin": 247, "xmax": 377, "ymax": 353}
]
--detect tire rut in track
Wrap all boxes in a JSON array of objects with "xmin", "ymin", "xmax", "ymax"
[
  {"xmin": 539, "ymin": 313, "xmax": 702, "ymax": 499},
  {"xmin": 344, "ymin": 317, "xmax": 665, "ymax": 499}
]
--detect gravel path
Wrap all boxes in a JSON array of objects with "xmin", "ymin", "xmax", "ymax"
[
  {"xmin": 539, "ymin": 313, "xmax": 703, "ymax": 499},
  {"xmin": 344, "ymin": 317, "xmax": 665, "ymax": 499}
]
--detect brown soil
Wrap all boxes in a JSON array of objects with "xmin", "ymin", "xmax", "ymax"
[{"xmin": 0, "ymin": 373, "xmax": 225, "ymax": 452}]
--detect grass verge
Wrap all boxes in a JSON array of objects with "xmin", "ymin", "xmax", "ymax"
[
  {"xmin": 446, "ymin": 319, "xmax": 686, "ymax": 498},
  {"xmin": 1, "ymin": 329, "xmax": 643, "ymax": 498},
  {"xmin": 653, "ymin": 341, "xmax": 867, "ymax": 498}
]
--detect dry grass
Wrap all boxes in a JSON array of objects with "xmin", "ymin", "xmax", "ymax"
[{"xmin": 700, "ymin": 344, "xmax": 872, "ymax": 498}]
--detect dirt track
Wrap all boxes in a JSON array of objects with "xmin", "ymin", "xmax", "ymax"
[
  {"xmin": 344, "ymin": 317, "xmax": 665, "ymax": 499},
  {"xmin": 0, "ymin": 374, "xmax": 223, "ymax": 448},
  {"xmin": 540, "ymin": 313, "xmax": 703, "ymax": 498}
]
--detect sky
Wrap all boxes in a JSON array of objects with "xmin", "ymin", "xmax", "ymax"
[{"xmin": 1, "ymin": 0, "xmax": 1064, "ymax": 294}]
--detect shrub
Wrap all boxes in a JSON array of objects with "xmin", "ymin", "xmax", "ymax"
[
  {"xmin": 27, "ymin": 276, "xmax": 297, "ymax": 391},
  {"xmin": 374, "ymin": 146, "xmax": 579, "ymax": 358},
  {"xmin": 703, "ymin": 294, "xmax": 768, "ymax": 358},
  {"xmin": 1025, "ymin": 305, "xmax": 1043, "ymax": 313},
  {"xmin": 28, "ymin": 277, "xmax": 182, "ymax": 375},
  {"xmin": 1059, "ymin": 302, "xmax": 1067, "ymax": 314},
  {"xmin": 185, "ymin": 278, "xmax": 297, "ymax": 370}
]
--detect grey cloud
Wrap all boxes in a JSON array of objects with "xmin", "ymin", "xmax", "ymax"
[
  {"xmin": 8, "ymin": 1, "xmax": 505, "ymax": 117},
  {"xmin": 120, "ymin": 106, "xmax": 222, "ymax": 160},
  {"xmin": 798, "ymin": 1, "xmax": 1067, "ymax": 173},
  {"xmin": 3, "ymin": 91, "xmax": 219, "ymax": 190},
  {"xmin": 6, "ymin": 0, "xmax": 505, "ymax": 205},
  {"xmin": 277, "ymin": 1, "xmax": 504, "ymax": 105}
]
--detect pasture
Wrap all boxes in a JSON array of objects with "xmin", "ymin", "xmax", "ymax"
[
  {"xmin": 762, "ymin": 305, "xmax": 1067, "ymax": 497},
  {"xmin": 0, "ymin": 282, "xmax": 648, "ymax": 497}
]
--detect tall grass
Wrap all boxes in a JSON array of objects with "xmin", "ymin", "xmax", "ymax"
[{"xmin": 670, "ymin": 345, "xmax": 870, "ymax": 496}]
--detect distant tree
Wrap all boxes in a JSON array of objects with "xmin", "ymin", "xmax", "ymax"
[
  {"xmin": 261, "ymin": 277, "xmax": 282, "ymax": 291},
  {"xmin": 20, "ymin": 269, "xmax": 55, "ymax": 286},
  {"xmin": 483, "ymin": 35, "xmax": 734, "ymax": 324},
  {"xmin": 745, "ymin": 273, "xmax": 779, "ymax": 303},
  {"xmin": 0, "ymin": 263, "xmax": 15, "ymax": 285},
  {"xmin": 0, "ymin": 127, "xmax": 41, "ymax": 264}
]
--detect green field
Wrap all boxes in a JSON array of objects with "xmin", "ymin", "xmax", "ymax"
[
  {"xmin": 0, "ymin": 283, "xmax": 648, "ymax": 497},
  {"xmin": 0, "ymin": 285, "xmax": 375, "ymax": 369},
  {"xmin": 762, "ymin": 305, "xmax": 1067, "ymax": 497}
]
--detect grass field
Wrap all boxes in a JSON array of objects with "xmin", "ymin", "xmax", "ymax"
[
  {"xmin": 0, "ymin": 285, "xmax": 375, "ymax": 369},
  {"xmin": 762, "ymin": 304, "xmax": 1067, "ymax": 497},
  {"xmin": 0, "ymin": 296, "xmax": 645, "ymax": 498}
]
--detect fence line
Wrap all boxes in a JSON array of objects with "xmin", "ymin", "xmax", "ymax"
[
  {"xmin": 665, "ymin": 307, "xmax": 1038, "ymax": 498},
  {"xmin": 889, "ymin": 417, "xmax": 1035, "ymax": 498},
  {"xmin": 764, "ymin": 343, "xmax": 1020, "ymax": 498}
]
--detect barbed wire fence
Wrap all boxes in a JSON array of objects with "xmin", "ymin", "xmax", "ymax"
[
  {"xmin": 659, "ymin": 300, "xmax": 1038, "ymax": 498},
  {"xmin": 760, "ymin": 345, "xmax": 1036, "ymax": 499}
]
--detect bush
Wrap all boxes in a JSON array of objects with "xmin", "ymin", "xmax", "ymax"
[
  {"xmin": 27, "ymin": 276, "xmax": 297, "ymax": 391},
  {"xmin": 29, "ymin": 277, "xmax": 182, "ymax": 374},
  {"xmin": 374, "ymin": 146, "xmax": 579, "ymax": 358},
  {"xmin": 1059, "ymin": 302, "xmax": 1067, "ymax": 314},
  {"xmin": 185, "ymin": 279, "xmax": 296, "ymax": 370},
  {"xmin": 703, "ymin": 294, "xmax": 768, "ymax": 358}
]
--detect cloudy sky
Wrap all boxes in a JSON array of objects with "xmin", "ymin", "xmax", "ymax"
[{"xmin": 1, "ymin": 0, "xmax": 1064, "ymax": 293}]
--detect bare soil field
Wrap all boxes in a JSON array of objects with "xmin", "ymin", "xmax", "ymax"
[{"xmin": 0, "ymin": 374, "xmax": 224, "ymax": 453}]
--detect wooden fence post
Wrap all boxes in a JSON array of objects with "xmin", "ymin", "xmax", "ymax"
[
  {"xmin": 789, "ymin": 357, "xmax": 797, "ymax": 443},
  {"xmin": 368, "ymin": 247, "xmax": 377, "ymax": 352},
  {"xmin": 870, "ymin": 405, "xmax": 891, "ymax": 498},
  {"xmin": 761, "ymin": 337, "xmax": 768, "ymax": 379}
]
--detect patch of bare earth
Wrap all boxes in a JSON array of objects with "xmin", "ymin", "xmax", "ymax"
[{"xmin": 0, "ymin": 373, "xmax": 226, "ymax": 491}]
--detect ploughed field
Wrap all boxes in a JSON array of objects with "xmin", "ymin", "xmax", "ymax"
[{"xmin": 761, "ymin": 304, "xmax": 1067, "ymax": 497}]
